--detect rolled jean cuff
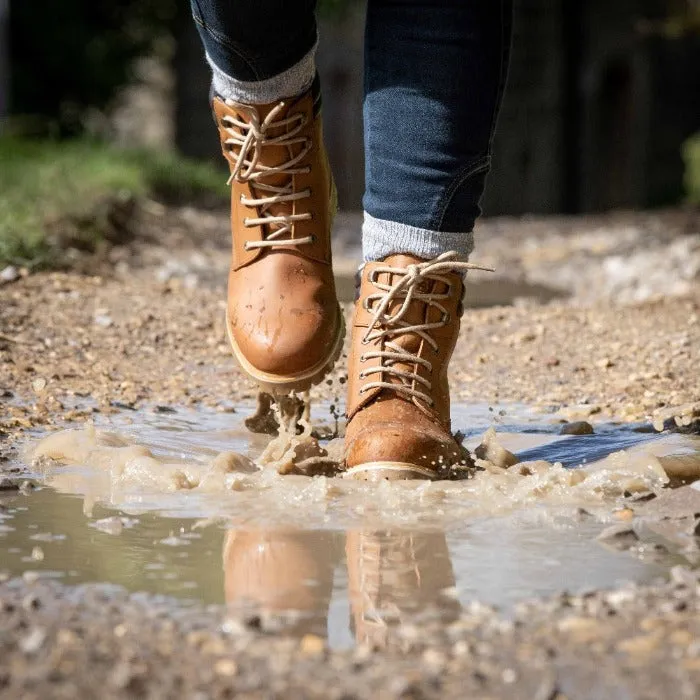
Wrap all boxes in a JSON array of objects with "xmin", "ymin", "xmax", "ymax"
[
  {"xmin": 207, "ymin": 40, "xmax": 318, "ymax": 104},
  {"xmin": 362, "ymin": 212, "xmax": 475, "ymax": 262}
]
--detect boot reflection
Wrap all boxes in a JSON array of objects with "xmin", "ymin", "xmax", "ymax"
[
  {"xmin": 346, "ymin": 531, "xmax": 460, "ymax": 647},
  {"xmin": 223, "ymin": 530, "xmax": 339, "ymax": 637}
]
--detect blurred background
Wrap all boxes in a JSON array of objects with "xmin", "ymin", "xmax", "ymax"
[{"xmin": 1, "ymin": 0, "xmax": 699, "ymax": 288}]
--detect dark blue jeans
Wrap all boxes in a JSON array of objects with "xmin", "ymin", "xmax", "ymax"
[{"xmin": 191, "ymin": 0, "xmax": 512, "ymax": 255}]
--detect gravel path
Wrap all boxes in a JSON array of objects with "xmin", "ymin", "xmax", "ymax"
[{"xmin": 0, "ymin": 207, "xmax": 699, "ymax": 697}]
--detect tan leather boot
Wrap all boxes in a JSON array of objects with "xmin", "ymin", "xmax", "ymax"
[
  {"xmin": 212, "ymin": 86, "xmax": 344, "ymax": 393},
  {"xmin": 344, "ymin": 252, "xmax": 486, "ymax": 480},
  {"xmin": 346, "ymin": 530, "xmax": 459, "ymax": 647}
]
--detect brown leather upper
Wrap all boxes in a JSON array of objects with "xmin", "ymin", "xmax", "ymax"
[
  {"xmin": 344, "ymin": 254, "xmax": 471, "ymax": 475},
  {"xmin": 213, "ymin": 91, "xmax": 340, "ymax": 376}
]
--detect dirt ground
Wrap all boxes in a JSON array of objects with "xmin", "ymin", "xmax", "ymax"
[{"xmin": 1, "ymin": 205, "xmax": 699, "ymax": 697}]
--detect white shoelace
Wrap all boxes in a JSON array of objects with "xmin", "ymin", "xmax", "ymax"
[
  {"xmin": 222, "ymin": 100, "xmax": 313, "ymax": 250},
  {"xmin": 359, "ymin": 252, "xmax": 493, "ymax": 406}
]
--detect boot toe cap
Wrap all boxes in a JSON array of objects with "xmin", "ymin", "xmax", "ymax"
[
  {"xmin": 228, "ymin": 302, "xmax": 341, "ymax": 376},
  {"xmin": 344, "ymin": 417, "xmax": 468, "ymax": 475}
]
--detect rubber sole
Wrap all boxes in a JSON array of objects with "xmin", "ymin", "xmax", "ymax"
[
  {"xmin": 343, "ymin": 461, "xmax": 438, "ymax": 481},
  {"xmin": 225, "ymin": 306, "xmax": 346, "ymax": 394}
]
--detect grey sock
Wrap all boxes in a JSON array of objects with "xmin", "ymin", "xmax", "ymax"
[{"xmin": 207, "ymin": 41, "xmax": 318, "ymax": 104}]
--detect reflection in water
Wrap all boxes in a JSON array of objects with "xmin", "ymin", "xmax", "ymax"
[
  {"xmin": 6, "ymin": 403, "xmax": 700, "ymax": 647},
  {"xmin": 224, "ymin": 530, "xmax": 338, "ymax": 637},
  {"xmin": 346, "ymin": 531, "xmax": 459, "ymax": 646},
  {"xmin": 223, "ymin": 529, "xmax": 459, "ymax": 645}
]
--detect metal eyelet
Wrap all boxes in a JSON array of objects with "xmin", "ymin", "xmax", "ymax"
[
  {"xmin": 243, "ymin": 242, "xmax": 251, "ymax": 251},
  {"xmin": 359, "ymin": 354, "xmax": 366, "ymax": 362}
]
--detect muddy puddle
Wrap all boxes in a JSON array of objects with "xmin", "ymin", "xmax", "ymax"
[{"xmin": 2, "ymin": 402, "xmax": 700, "ymax": 648}]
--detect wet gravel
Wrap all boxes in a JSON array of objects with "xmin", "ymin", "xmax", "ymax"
[
  {"xmin": 1, "ymin": 569, "xmax": 699, "ymax": 699},
  {"xmin": 1, "ymin": 206, "xmax": 699, "ymax": 697}
]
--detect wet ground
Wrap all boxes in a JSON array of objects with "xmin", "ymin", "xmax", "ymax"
[
  {"xmin": 1, "ymin": 403, "xmax": 699, "ymax": 643},
  {"xmin": 1, "ymin": 208, "xmax": 699, "ymax": 697}
]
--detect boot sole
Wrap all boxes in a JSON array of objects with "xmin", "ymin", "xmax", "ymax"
[
  {"xmin": 343, "ymin": 462, "xmax": 438, "ymax": 481},
  {"xmin": 225, "ymin": 306, "xmax": 346, "ymax": 395}
]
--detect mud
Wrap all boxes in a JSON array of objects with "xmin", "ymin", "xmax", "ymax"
[{"xmin": 1, "ymin": 207, "xmax": 700, "ymax": 697}]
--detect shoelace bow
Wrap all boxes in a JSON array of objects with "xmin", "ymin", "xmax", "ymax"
[
  {"xmin": 222, "ymin": 100, "xmax": 313, "ymax": 250},
  {"xmin": 359, "ymin": 252, "xmax": 493, "ymax": 406}
]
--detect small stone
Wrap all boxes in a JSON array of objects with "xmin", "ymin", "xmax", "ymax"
[
  {"xmin": 502, "ymin": 668, "xmax": 517, "ymax": 684},
  {"xmin": 612, "ymin": 508, "xmax": 634, "ymax": 521},
  {"xmin": 300, "ymin": 634, "xmax": 325, "ymax": 655},
  {"xmin": 617, "ymin": 633, "xmax": 661, "ymax": 656},
  {"xmin": 422, "ymin": 648, "xmax": 446, "ymax": 671},
  {"xmin": 22, "ymin": 594, "xmax": 40, "ymax": 610},
  {"xmin": 31, "ymin": 378, "xmax": 47, "ymax": 393},
  {"xmin": 0, "ymin": 477, "xmax": 19, "ymax": 491},
  {"xmin": 0, "ymin": 265, "xmax": 19, "ymax": 284},
  {"xmin": 474, "ymin": 427, "xmax": 518, "ymax": 468},
  {"xmin": 94, "ymin": 314, "xmax": 113, "ymax": 328},
  {"xmin": 560, "ymin": 421, "xmax": 594, "ymax": 435},
  {"xmin": 20, "ymin": 628, "xmax": 47, "ymax": 654},
  {"xmin": 31, "ymin": 546, "xmax": 44, "ymax": 561},
  {"xmin": 214, "ymin": 659, "xmax": 238, "ymax": 677}
]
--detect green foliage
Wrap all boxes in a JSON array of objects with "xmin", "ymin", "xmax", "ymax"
[
  {"xmin": 0, "ymin": 137, "xmax": 227, "ymax": 268},
  {"xmin": 683, "ymin": 133, "xmax": 700, "ymax": 204}
]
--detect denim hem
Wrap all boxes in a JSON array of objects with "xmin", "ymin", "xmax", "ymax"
[
  {"xmin": 362, "ymin": 212, "xmax": 474, "ymax": 262},
  {"xmin": 207, "ymin": 40, "xmax": 317, "ymax": 104}
]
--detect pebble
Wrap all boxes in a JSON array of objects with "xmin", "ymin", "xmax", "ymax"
[
  {"xmin": 94, "ymin": 314, "xmax": 114, "ymax": 328},
  {"xmin": 560, "ymin": 421, "xmax": 594, "ymax": 435},
  {"xmin": 214, "ymin": 659, "xmax": 238, "ymax": 677},
  {"xmin": 300, "ymin": 634, "xmax": 325, "ymax": 655},
  {"xmin": 0, "ymin": 265, "xmax": 19, "ymax": 284},
  {"xmin": 612, "ymin": 508, "xmax": 634, "ymax": 521},
  {"xmin": 20, "ymin": 627, "xmax": 47, "ymax": 654}
]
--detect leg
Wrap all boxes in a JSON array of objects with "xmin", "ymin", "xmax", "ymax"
[
  {"xmin": 362, "ymin": 0, "xmax": 512, "ymax": 260},
  {"xmin": 344, "ymin": 0, "xmax": 512, "ymax": 480},
  {"xmin": 191, "ymin": 0, "xmax": 318, "ymax": 100},
  {"xmin": 191, "ymin": 1, "xmax": 344, "ymax": 393}
]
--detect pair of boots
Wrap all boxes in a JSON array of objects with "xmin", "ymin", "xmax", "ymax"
[{"xmin": 214, "ymin": 86, "xmax": 473, "ymax": 480}]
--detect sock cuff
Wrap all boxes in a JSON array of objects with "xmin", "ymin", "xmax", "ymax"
[
  {"xmin": 207, "ymin": 41, "xmax": 318, "ymax": 104},
  {"xmin": 362, "ymin": 212, "xmax": 475, "ymax": 262}
]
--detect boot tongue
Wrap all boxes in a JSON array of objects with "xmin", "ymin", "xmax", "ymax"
[
  {"xmin": 232, "ymin": 98, "xmax": 310, "ymax": 239},
  {"xmin": 374, "ymin": 255, "xmax": 435, "ymax": 344},
  {"xmin": 369, "ymin": 254, "xmax": 440, "ymax": 396}
]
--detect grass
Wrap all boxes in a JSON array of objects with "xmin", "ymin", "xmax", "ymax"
[{"xmin": 0, "ymin": 137, "xmax": 228, "ymax": 268}]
